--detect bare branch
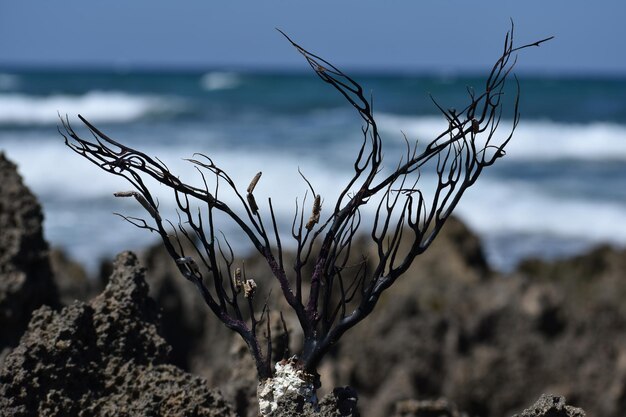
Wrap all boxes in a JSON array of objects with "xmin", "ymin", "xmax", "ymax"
[{"xmin": 62, "ymin": 25, "xmax": 550, "ymax": 382}]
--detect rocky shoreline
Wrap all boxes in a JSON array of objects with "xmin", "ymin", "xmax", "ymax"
[{"xmin": 3, "ymin": 150, "xmax": 622, "ymax": 416}]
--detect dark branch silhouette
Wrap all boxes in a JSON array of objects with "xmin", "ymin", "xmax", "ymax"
[{"xmin": 61, "ymin": 25, "xmax": 552, "ymax": 386}]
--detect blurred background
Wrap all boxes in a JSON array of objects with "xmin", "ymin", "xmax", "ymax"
[{"xmin": 1, "ymin": 0, "xmax": 625, "ymax": 273}]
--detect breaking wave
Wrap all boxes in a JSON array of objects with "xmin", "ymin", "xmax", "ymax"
[
  {"xmin": 0, "ymin": 91, "xmax": 176, "ymax": 125},
  {"xmin": 377, "ymin": 114, "xmax": 626, "ymax": 161},
  {"xmin": 200, "ymin": 72, "xmax": 242, "ymax": 91}
]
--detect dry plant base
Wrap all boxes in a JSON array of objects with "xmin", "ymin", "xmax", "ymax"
[{"xmin": 257, "ymin": 358, "xmax": 318, "ymax": 416}]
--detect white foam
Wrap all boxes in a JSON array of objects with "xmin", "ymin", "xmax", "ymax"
[
  {"xmin": 1, "ymin": 136, "xmax": 131, "ymax": 198},
  {"xmin": 0, "ymin": 132, "xmax": 348, "ymax": 216},
  {"xmin": 507, "ymin": 120, "xmax": 626, "ymax": 161},
  {"xmin": 0, "ymin": 91, "xmax": 173, "ymax": 125},
  {"xmin": 376, "ymin": 113, "xmax": 626, "ymax": 161},
  {"xmin": 6, "ymin": 129, "xmax": 626, "ymax": 244},
  {"xmin": 4, "ymin": 112, "xmax": 626, "ymax": 269},
  {"xmin": 2, "ymin": 134, "xmax": 353, "ymax": 269},
  {"xmin": 200, "ymin": 72, "xmax": 242, "ymax": 91},
  {"xmin": 456, "ymin": 179, "xmax": 626, "ymax": 245}
]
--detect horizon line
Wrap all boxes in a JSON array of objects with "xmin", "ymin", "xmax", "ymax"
[{"xmin": 1, "ymin": 62, "xmax": 625, "ymax": 80}]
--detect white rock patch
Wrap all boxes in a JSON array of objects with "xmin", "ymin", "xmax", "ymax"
[{"xmin": 257, "ymin": 359, "xmax": 317, "ymax": 416}]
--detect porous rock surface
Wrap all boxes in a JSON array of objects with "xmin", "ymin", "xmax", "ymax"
[
  {"xmin": 127, "ymin": 216, "xmax": 607, "ymax": 417},
  {"xmin": 0, "ymin": 251, "xmax": 235, "ymax": 417},
  {"xmin": 389, "ymin": 394, "xmax": 584, "ymax": 417},
  {"xmin": 0, "ymin": 153, "xmax": 58, "ymax": 362},
  {"xmin": 271, "ymin": 387, "xmax": 360, "ymax": 417},
  {"xmin": 325, "ymin": 218, "xmax": 622, "ymax": 417},
  {"xmin": 392, "ymin": 398, "xmax": 467, "ymax": 417},
  {"xmin": 137, "ymin": 240, "xmax": 263, "ymax": 417},
  {"xmin": 136, "ymin": 241, "xmax": 219, "ymax": 372},
  {"xmin": 511, "ymin": 394, "xmax": 585, "ymax": 417}
]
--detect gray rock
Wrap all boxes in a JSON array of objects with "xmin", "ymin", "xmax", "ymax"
[
  {"xmin": 511, "ymin": 394, "xmax": 585, "ymax": 417},
  {"xmin": 0, "ymin": 252, "xmax": 236, "ymax": 417},
  {"xmin": 392, "ymin": 398, "xmax": 467, "ymax": 417},
  {"xmin": 0, "ymin": 152, "xmax": 58, "ymax": 360},
  {"xmin": 271, "ymin": 387, "xmax": 360, "ymax": 417}
]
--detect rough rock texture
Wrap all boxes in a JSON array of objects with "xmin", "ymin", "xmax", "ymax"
[
  {"xmin": 129, "ymin": 217, "xmax": 491, "ymax": 417},
  {"xmin": 87, "ymin": 214, "xmax": 620, "ymax": 417},
  {"xmin": 392, "ymin": 398, "xmax": 467, "ymax": 417},
  {"xmin": 324, "ymin": 220, "xmax": 625, "ymax": 417},
  {"xmin": 258, "ymin": 359, "xmax": 318, "ymax": 416},
  {"xmin": 0, "ymin": 252, "xmax": 236, "ymax": 417},
  {"xmin": 0, "ymin": 153, "xmax": 58, "ymax": 362},
  {"xmin": 134, "ymin": 227, "xmax": 378, "ymax": 417},
  {"xmin": 124, "ymin": 214, "xmax": 612, "ymax": 417},
  {"xmin": 511, "ymin": 394, "xmax": 585, "ymax": 417},
  {"xmin": 137, "ymin": 240, "xmax": 264, "ymax": 417},
  {"xmin": 390, "ymin": 395, "xmax": 585, "ymax": 417},
  {"xmin": 137, "ymin": 241, "xmax": 219, "ymax": 371},
  {"xmin": 271, "ymin": 387, "xmax": 360, "ymax": 417},
  {"xmin": 327, "ymin": 218, "xmax": 492, "ymax": 417}
]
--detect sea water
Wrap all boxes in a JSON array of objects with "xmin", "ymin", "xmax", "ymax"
[{"xmin": 1, "ymin": 69, "xmax": 625, "ymax": 273}]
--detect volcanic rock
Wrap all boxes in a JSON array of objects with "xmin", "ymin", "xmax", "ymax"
[
  {"xmin": 0, "ymin": 153, "xmax": 58, "ymax": 363},
  {"xmin": 511, "ymin": 394, "xmax": 585, "ymax": 417},
  {"xmin": 392, "ymin": 398, "xmax": 467, "ymax": 417},
  {"xmin": 0, "ymin": 251, "xmax": 235, "ymax": 417}
]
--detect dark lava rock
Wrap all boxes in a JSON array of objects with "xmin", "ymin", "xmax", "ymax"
[
  {"xmin": 0, "ymin": 153, "xmax": 58, "ymax": 361},
  {"xmin": 0, "ymin": 252, "xmax": 236, "ymax": 417},
  {"xmin": 138, "ymin": 240, "xmax": 271, "ymax": 417},
  {"xmin": 327, "ymin": 218, "xmax": 622, "ymax": 417},
  {"xmin": 138, "ymin": 241, "xmax": 215, "ymax": 371},
  {"xmin": 392, "ymin": 398, "xmax": 467, "ymax": 417},
  {"xmin": 93, "ymin": 211, "xmax": 618, "ymax": 417},
  {"xmin": 272, "ymin": 387, "xmax": 360, "ymax": 417},
  {"xmin": 331, "ymin": 218, "xmax": 492, "ymax": 417},
  {"xmin": 391, "ymin": 395, "xmax": 586, "ymax": 417},
  {"xmin": 511, "ymin": 394, "xmax": 585, "ymax": 417},
  {"xmin": 518, "ymin": 244, "xmax": 626, "ymax": 319}
]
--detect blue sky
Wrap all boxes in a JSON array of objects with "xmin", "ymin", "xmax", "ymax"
[{"xmin": 1, "ymin": 1, "xmax": 624, "ymax": 75}]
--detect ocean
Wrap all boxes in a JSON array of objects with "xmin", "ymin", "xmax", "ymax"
[{"xmin": 1, "ymin": 69, "xmax": 625, "ymax": 273}]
